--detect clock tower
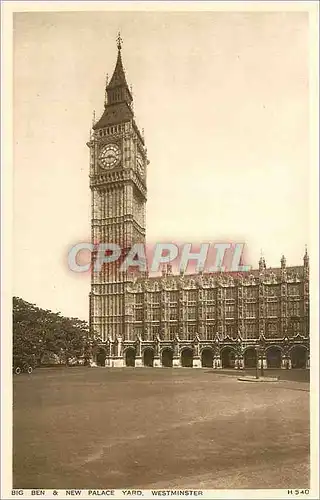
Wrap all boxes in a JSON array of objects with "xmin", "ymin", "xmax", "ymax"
[{"xmin": 88, "ymin": 35, "xmax": 147, "ymax": 358}]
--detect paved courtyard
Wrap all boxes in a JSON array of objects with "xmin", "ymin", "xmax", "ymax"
[{"xmin": 13, "ymin": 367, "xmax": 309, "ymax": 489}]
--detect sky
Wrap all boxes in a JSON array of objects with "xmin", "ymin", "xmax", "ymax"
[{"xmin": 13, "ymin": 9, "xmax": 310, "ymax": 320}]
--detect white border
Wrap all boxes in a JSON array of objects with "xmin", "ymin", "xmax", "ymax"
[{"xmin": 1, "ymin": 1, "xmax": 319, "ymax": 498}]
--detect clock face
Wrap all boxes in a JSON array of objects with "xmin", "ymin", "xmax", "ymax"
[
  {"xmin": 99, "ymin": 144, "xmax": 120, "ymax": 169},
  {"xmin": 136, "ymin": 153, "xmax": 144, "ymax": 177}
]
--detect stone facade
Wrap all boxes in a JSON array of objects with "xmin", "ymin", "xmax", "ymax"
[
  {"xmin": 88, "ymin": 39, "xmax": 147, "ymax": 347},
  {"xmin": 89, "ymin": 39, "xmax": 309, "ymax": 369},
  {"xmin": 93, "ymin": 255, "xmax": 310, "ymax": 369}
]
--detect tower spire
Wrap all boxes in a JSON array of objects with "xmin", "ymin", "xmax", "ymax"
[
  {"xmin": 304, "ymin": 245, "xmax": 309, "ymax": 267},
  {"xmin": 107, "ymin": 35, "xmax": 129, "ymax": 91},
  {"xmin": 93, "ymin": 34, "xmax": 133, "ymax": 131},
  {"xmin": 259, "ymin": 249, "xmax": 266, "ymax": 271}
]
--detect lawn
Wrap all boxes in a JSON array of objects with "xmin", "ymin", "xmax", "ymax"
[{"xmin": 13, "ymin": 367, "xmax": 309, "ymax": 489}]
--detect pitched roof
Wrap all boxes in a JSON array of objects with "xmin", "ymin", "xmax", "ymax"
[
  {"xmin": 93, "ymin": 102, "xmax": 133, "ymax": 129},
  {"xmin": 133, "ymin": 265, "xmax": 304, "ymax": 283},
  {"xmin": 108, "ymin": 49, "xmax": 129, "ymax": 90},
  {"xmin": 93, "ymin": 45, "xmax": 134, "ymax": 130}
]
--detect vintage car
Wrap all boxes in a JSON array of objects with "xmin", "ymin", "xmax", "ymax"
[{"xmin": 13, "ymin": 354, "xmax": 37, "ymax": 375}]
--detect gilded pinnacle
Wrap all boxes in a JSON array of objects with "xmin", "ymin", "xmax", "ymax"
[{"xmin": 117, "ymin": 32, "xmax": 123, "ymax": 51}]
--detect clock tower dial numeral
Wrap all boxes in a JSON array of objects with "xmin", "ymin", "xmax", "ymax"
[{"xmin": 99, "ymin": 143, "xmax": 121, "ymax": 169}]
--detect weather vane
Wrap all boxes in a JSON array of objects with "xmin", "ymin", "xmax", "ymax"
[{"xmin": 117, "ymin": 32, "xmax": 123, "ymax": 50}]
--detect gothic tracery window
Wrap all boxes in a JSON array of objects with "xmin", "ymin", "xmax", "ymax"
[
  {"xmin": 225, "ymin": 304, "xmax": 235, "ymax": 319},
  {"xmin": 266, "ymin": 322, "xmax": 278, "ymax": 338},
  {"xmin": 206, "ymin": 305, "xmax": 215, "ymax": 319},
  {"xmin": 267, "ymin": 302, "xmax": 279, "ymax": 317},
  {"xmin": 206, "ymin": 324, "xmax": 215, "ymax": 340},
  {"xmin": 288, "ymin": 301, "xmax": 301, "ymax": 317},
  {"xmin": 152, "ymin": 308, "xmax": 160, "ymax": 321},
  {"xmin": 246, "ymin": 303, "xmax": 257, "ymax": 318},
  {"xmin": 187, "ymin": 306, "xmax": 196, "ymax": 320}
]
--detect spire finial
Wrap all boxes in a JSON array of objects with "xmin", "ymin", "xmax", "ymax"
[
  {"xmin": 303, "ymin": 245, "xmax": 309, "ymax": 275},
  {"xmin": 304, "ymin": 244, "xmax": 309, "ymax": 265},
  {"xmin": 92, "ymin": 110, "xmax": 96, "ymax": 127},
  {"xmin": 117, "ymin": 32, "xmax": 123, "ymax": 51},
  {"xmin": 259, "ymin": 249, "xmax": 266, "ymax": 271}
]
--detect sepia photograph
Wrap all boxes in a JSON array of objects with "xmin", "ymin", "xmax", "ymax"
[{"xmin": 1, "ymin": 1, "xmax": 319, "ymax": 498}]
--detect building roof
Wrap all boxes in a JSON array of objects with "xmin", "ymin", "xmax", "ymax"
[
  {"xmin": 129, "ymin": 265, "xmax": 305, "ymax": 287},
  {"xmin": 93, "ymin": 40, "xmax": 135, "ymax": 131},
  {"xmin": 107, "ymin": 48, "xmax": 131, "ymax": 95},
  {"xmin": 93, "ymin": 102, "xmax": 133, "ymax": 129}
]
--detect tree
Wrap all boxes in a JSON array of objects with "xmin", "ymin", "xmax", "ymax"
[{"xmin": 13, "ymin": 297, "xmax": 95, "ymax": 366}]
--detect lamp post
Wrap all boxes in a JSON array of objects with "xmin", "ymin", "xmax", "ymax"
[
  {"xmin": 255, "ymin": 342, "xmax": 265, "ymax": 379},
  {"xmin": 38, "ymin": 338, "xmax": 42, "ymax": 366}
]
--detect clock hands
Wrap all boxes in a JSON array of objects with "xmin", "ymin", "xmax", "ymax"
[{"xmin": 99, "ymin": 143, "xmax": 120, "ymax": 169}]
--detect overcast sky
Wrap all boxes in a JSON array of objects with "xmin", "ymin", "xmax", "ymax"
[{"xmin": 13, "ymin": 9, "xmax": 310, "ymax": 320}]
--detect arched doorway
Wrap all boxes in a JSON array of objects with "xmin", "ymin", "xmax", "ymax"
[
  {"xmin": 266, "ymin": 346, "xmax": 282, "ymax": 368},
  {"xmin": 161, "ymin": 348, "xmax": 173, "ymax": 367},
  {"xmin": 181, "ymin": 348, "xmax": 193, "ymax": 368},
  {"xmin": 125, "ymin": 348, "xmax": 136, "ymax": 367},
  {"xmin": 143, "ymin": 348, "xmax": 154, "ymax": 367},
  {"xmin": 221, "ymin": 347, "xmax": 236, "ymax": 368},
  {"xmin": 96, "ymin": 348, "xmax": 107, "ymax": 367},
  {"xmin": 290, "ymin": 345, "xmax": 307, "ymax": 369},
  {"xmin": 201, "ymin": 349, "xmax": 213, "ymax": 368},
  {"xmin": 244, "ymin": 348, "xmax": 257, "ymax": 368}
]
